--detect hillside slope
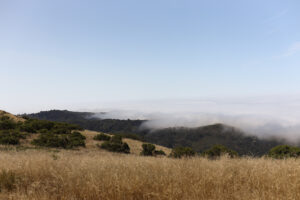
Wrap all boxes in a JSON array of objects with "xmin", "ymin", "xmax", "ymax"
[
  {"xmin": 1, "ymin": 110, "xmax": 25, "ymax": 122},
  {"xmin": 144, "ymin": 125, "xmax": 285, "ymax": 156},
  {"xmin": 25, "ymin": 110, "xmax": 290, "ymax": 156},
  {"xmin": 1, "ymin": 110, "xmax": 170, "ymax": 155}
]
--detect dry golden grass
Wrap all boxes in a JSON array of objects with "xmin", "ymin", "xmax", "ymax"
[
  {"xmin": 81, "ymin": 130, "xmax": 171, "ymax": 155},
  {"xmin": 0, "ymin": 149, "xmax": 299, "ymax": 200}
]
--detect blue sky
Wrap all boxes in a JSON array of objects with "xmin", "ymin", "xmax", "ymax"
[{"xmin": 1, "ymin": 0, "xmax": 300, "ymax": 113}]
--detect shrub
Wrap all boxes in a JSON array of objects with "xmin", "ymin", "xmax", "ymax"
[
  {"xmin": 0, "ymin": 131, "xmax": 23, "ymax": 145},
  {"xmin": 100, "ymin": 141, "xmax": 130, "ymax": 154},
  {"xmin": 202, "ymin": 145, "xmax": 238, "ymax": 158},
  {"xmin": 0, "ymin": 135, "xmax": 20, "ymax": 145},
  {"xmin": 154, "ymin": 150, "xmax": 166, "ymax": 156},
  {"xmin": 32, "ymin": 132, "xmax": 86, "ymax": 149},
  {"xmin": 68, "ymin": 131, "xmax": 86, "ymax": 147},
  {"xmin": 32, "ymin": 133, "xmax": 69, "ymax": 148},
  {"xmin": 117, "ymin": 133, "xmax": 143, "ymax": 141},
  {"xmin": 93, "ymin": 133, "xmax": 111, "ymax": 141},
  {"xmin": 20, "ymin": 119, "xmax": 82, "ymax": 134},
  {"xmin": 110, "ymin": 135, "xmax": 123, "ymax": 144},
  {"xmin": 19, "ymin": 123, "xmax": 37, "ymax": 133},
  {"xmin": 0, "ymin": 119, "xmax": 17, "ymax": 130},
  {"xmin": 100, "ymin": 135, "xmax": 130, "ymax": 154},
  {"xmin": 170, "ymin": 147, "xmax": 195, "ymax": 158},
  {"xmin": 141, "ymin": 143, "xmax": 156, "ymax": 156},
  {"xmin": 268, "ymin": 145, "xmax": 300, "ymax": 159},
  {"xmin": 51, "ymin": 127, "xmax": 71, "ymax": 134}
]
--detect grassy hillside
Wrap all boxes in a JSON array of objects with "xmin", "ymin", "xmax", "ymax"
[
  {"xmin": 26, "ymin": 110, "xmax": 289, "ymax": 156},
  {"xmin": 1, "ymin": 110, "xmax": 169, "ymax": 156},
  {"xmin": 81, "ymin": 130, "xmax": 171, "ymax": 155},
  {"xmin": 0, "ymin": 110, "xmax": 25, "ymax": 123},
  {"xmin": 0, "ymin": 150, "xmax": 300, "ymax": 199}
]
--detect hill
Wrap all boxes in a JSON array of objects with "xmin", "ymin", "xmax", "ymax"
[
  {"xmin": 0, "ymin": 110, "xmax": 25, "ymax": 122},
  {"xmin": 1, "ymin": 110, "xmax": 300, "ymax": 200},
  {"xmin": 143, "ymin": 124, "xmax": 284, "ymax": 156},
  {"xmin": 25, "ymin": 110, "xmax": 144, "ymax": 133},
  {"xmin": 25, "ymin": 110, "xmax": 289, "ymax": 156},
  {"xmin": 1, "ymin": 110, "xmax": 169, "ymax": 155}
]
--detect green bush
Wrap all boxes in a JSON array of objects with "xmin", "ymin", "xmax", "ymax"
[
  {"xmin": 116, "ymin": 133, "xmax": 143, "ymax": 141},
  {"xmin": 93, "ymin": 133, "xmax": 111, "ymax": 141},
  {"xmin": 268, "ymin": 145, "xmax": 300, "ymax": 159},
  {"xmin": 51, "ymin": 127, "xmax": 71, "ymax": 134},
  {"xmin": 32, "ymin": 133, "xmax": 69, "ymax": 148},
  {"xmin": 20, "ymin": 119, "xmax": 82, "ymax": 134},
  {"xmin": 110, "ymin": 135, "xmax": 123, "ymax": 144},
  {"xmin": 19, "ymin": 123, "xmax": 37, "ymax": 133},
  {"xmin": 68, "ymin": 131, "xmax": 86, "ymax": 147},
  {"xmin": 99, "ymin": 135, "xmax": 130, "ymax": 154},
  {"xmin": 0, "ymin": 119, "xmax": 17, "ymax": 130},
  {"xmin": 169, "ymin": 147, "xmax": 195, "ymax": 158},
  {"xmin": 202, "ymin": 145, "xmax": 238, "ymax": 158},
  {"xmin": 32, "ymin": 132, "xmax": 86, "ymax": 149},
  {"xmin": 0, "ymin": 135, "xmax": 20, "ymax": 145},
  {"xmin": 154, "ymin": 150, "xmax": 166, "ymax": 156},
  {"xmin": 140, "ymin": 143, "xmax": 156, "ymax": 156},
  {"xmin": 100, "ymin": 141, "xmax": 130, "ymax": 154},
  {"xmin": 0, "ymin": 131, "xmax": 25, "ymax": 145}
]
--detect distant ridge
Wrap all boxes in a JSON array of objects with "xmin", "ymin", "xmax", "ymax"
[{"xmin": 25, "ymin": 110, "xmax": 290, "ymax": 156}]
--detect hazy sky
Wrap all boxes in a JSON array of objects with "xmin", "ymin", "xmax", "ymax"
[{"xmin": 1, "ymin": 0, "xmax": 300, "ymax": 113}]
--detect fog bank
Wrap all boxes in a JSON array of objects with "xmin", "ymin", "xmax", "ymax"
[{"xmin": 93, "ymin": 95, "xmax": 300, "ymax": 142}]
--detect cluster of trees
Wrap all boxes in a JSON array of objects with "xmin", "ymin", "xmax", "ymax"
[
  {"xmin": 32, "ymin": 131, "xmax": 86, "ymax": 149},
  {"xmin": 140, "ymin": 143, "xmax": 166, "ymax": 156},
  {"xmin": 141, "ymin": 143, "xmax": 300, "ymax": 159},
  {"xmin": 25, "ymin": 110, "xmax": 144, "ymax": 134},
  {"xmin": 0, "ymin": 116, "xmax": 85, "ymax": 148},
  {"xmin": 98, "ymin": 135, "xmax": 130, "ymax": 154},
  {"xmin": 268, "ymin": 145, "xmax": 300, "ymax": 159}
]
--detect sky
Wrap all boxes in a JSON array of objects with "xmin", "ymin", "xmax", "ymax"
[{"xmin": 1, "ymin": 0, "xmax": 300, "ymax": 114}]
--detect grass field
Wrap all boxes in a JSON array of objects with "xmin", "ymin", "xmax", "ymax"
[{"xmin": 0, "ymin": 149, "xmax": 300, "ymax": 200}]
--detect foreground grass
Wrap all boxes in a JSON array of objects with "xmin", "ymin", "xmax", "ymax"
[{"xmin": 0, "ymin": 150, "xmax": 300, "ymax": 200}]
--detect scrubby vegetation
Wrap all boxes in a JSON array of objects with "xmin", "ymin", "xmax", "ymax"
[
  {"xmin": 140, "ymin": 143, "xmax": 156, "ymax": 156},
  {"xmin": 0, "ymin": 117, "xmax": 18, "ymax": 130},
  {"xmin": 20, "ymin": 119, "xmax": 82, "ymax": 134},
  {"xmin": 100, "ymin": 135, "xmax": 130, "ymax": 154},
  {"xmin": 140, "ymin": 143, "xmax": 166, "ymax": 156},
  {"xmin": 169, "ymin": 146, "xmax": 195, "ymax": 158},
  {"xmin": 0, "ymin": 131, "xmax": 25, "ymax": 145},
  {"xmin": 202, "ymin": 144, "xmax": 238, "ymax": 158},
  {"xmin": 0, "ymin": 114, "xmax": 85, "ymax": 148},
  {"xmin": 268, "ymin": 145, "xmax": 300, "ymax": 159},
  {"xmin": 32, "ymin": 131, "xmax": 86, "ymax": 148},
  {"xmin": 93, "ymin": 133, "xmax": 111, "ymax": 141}
]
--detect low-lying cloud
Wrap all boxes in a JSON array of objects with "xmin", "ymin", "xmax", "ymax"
[{"xmin": 93, "ymin": 95, "xmax": 300, "ymax": 142}]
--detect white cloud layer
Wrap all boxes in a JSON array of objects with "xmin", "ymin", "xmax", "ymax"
[{"xmin": 93, "ymin": 95, "xmax": 300, "ymax": 142}]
